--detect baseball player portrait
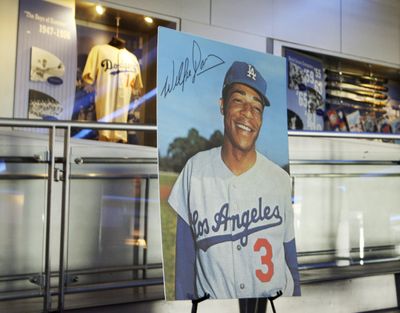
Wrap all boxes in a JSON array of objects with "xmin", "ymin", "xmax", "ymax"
[
  {"xmin": 168, "ymin": 61, "xmax": 300, "ymax": 300},
  {"xmin": 157, "ymin": 28, "xmax": 300, "ymax": 302}
]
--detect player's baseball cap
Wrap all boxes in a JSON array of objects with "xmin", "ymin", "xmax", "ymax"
[{"xmin": 222, "ymin": 61, "xmax": 270, "ymax": 106}]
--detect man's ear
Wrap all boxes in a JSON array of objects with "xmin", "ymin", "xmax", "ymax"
[{"xmin": 219, "ymin": 98, "xmax": 224, "ymax": 115}]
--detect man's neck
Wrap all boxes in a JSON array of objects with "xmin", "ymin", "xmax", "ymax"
[{"xmin": 221, "ymin": 145, "xmax": 257, "ymax": 176}]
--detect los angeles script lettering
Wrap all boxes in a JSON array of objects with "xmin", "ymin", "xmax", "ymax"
[
  {"xmin": 189, "ymin": 197, "xmax": 282, "ymax": 248},
  {"xmin": 160, "ymin": 40, "xmax": 225, "ymax": 98}
]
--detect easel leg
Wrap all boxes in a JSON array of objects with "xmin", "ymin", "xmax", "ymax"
[
  {"xmin": 239, "ymin": 298, "xmax": 267, "ymax": 313},
  {"xmin": 191, "ymin": 293, "xmax": 210, "ymax": 313},
  {"xmin": 267, "ymin": 291, "xmax": 282, "ymax": 313},
  {"xmin": 395, "ymin": 273, "xmax": 400, "ymax": 309}
]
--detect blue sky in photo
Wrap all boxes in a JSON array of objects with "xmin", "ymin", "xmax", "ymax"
[{"xmin": 157, "ymin": 27, "xmax": 289, "ymax": 168}]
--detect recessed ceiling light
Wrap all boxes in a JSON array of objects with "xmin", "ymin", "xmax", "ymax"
[
  {"xmin": 144, "ymin": 16, "xmax": 153, "ymax": 24},
  {"xmin": 95, "ymin": 4, "xmax": 105, "ymax": 15}
]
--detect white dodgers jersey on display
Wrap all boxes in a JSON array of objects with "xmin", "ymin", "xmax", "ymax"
[{"xmin": 83, "ymin": 44, "xmax": 143, "ymax": 142}]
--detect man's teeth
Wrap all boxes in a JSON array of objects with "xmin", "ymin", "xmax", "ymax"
[{"xmin": 237, "ymin": 124, "xmax": 251, "ymax": 132}]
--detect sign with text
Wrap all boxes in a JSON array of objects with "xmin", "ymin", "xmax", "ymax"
[
  {"xmin": 15, "ymin": 0, "xmax": 76, "ymax": 120},
  {"xmin": 285, "ymin": 49, "xmax": 325, "ymax": 131}
]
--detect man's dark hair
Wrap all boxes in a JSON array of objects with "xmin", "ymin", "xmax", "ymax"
[{"xmin": 221, "ymin": 85, "xmax": 233, "ymax": 114}]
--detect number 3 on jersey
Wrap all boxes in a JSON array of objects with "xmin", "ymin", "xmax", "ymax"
[{"xmin": 253, "ymin": 238, "xmax": 274, "ymax": 282}]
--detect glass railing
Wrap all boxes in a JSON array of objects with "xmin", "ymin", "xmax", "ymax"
[
  {"xmin": 288, "ymin": 131, "xmax": 400, "ymax": 284},
  {"xmin": 0, "ymin": 120, "xmax": 399, "ymax": 312},
  {"xmin": 0, "ymin": 119, "xmax": 161, "ymax": 313}
]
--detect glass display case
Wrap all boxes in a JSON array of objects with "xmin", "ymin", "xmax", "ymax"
[
  {"xmin": 281, "ymin": 44, "xmax": 400, "ymax": 139},
  {"xmin": 276, "ymin": 40, "xmax": 400, "ymax": 287}
]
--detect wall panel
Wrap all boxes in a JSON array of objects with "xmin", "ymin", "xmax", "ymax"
[
  {"xmin": 342, "ymin": 0, "xmax": 400, "ymax": 65},
  {"xmin": 272, "ymin": 0, "xmax": 341, "ymax": 52},
  {"xmin": 211, "ymin": 0, "xmax": 273, "ymax": 37},
  {"xmin": 181, "ymin": 19, "xmax": 266, "ymax": 53}
]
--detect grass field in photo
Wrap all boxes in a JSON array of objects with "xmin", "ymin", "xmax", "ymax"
[{"xmin": 159, "ymin": 171, "xmax": 178, "ymax": 300}]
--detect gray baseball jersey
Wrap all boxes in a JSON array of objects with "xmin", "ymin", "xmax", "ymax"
[{"xmin": 168, "ymin": 147, "xmax": 295, "ymax": 299}]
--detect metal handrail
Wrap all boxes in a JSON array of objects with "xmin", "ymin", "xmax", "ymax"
[
  {"xmin": 3, "ymin": 158, "xmax": 398, "ymax": 166},
  {"xmin": 290, "ymin": 160, "xmax": 400, "ymax": 165},
  {"xmin": 297, "ymin": 244, "xmax": 398, "ymax": 257},
  {"xmin": 65, "ymin": 277, "xmax": 163, "ymax": 294},
  {"xmin": 58, "ymin": 126, "xmax": 70, "ymax": 310},
  {"xmin": 70, "ymin": 174, "xmax": 159, "ymax": 180},
  {"xmin": 0, "ymin": 276, "xmax": 164, "ymax": 301},
  {"xmin": 292, "ymin": 173, "xmax": 400, "ymax": 178},
  {"xmin": 0, "ymin": 156, "xmax": 47, "ymax": 163},
  {"xmin": 0, "ymin": 263, "xmax": 163, "ymax": 283},
  {"xmin": 0, "ymin": 174, "xmax": 47, "ymax": 180},
  {"xmin": 299, "ymin": 256, "xmax": 400, "ymax": 271},
  {"xmin": 2, "ymin": 118, "xmax": 400, "ymax": 139},
  {"xmin": 74, "ymin": 157, "xmax": 158, "ymax": 164},
  {"xmin": 0, "ymin": 156, "xmax": 158, "ymax": 164},
  {"xmin": 0, "ymin": 118, "xmax": 157, "ymax": 131},
  {"xmin": 289, "ymin": 129, "xmax": 400, "ymax": 140},
  {"xmin": 43, "ymin": 126, "xmax": 55, "ymax": 312},
  {"xmin": 0, "ymin": 174, "xmax": 159, "ymax": 180}
]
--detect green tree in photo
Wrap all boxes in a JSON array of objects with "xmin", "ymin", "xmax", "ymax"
[{"xmin": 160, "ymin": 128, "xmax": 223, "ymax": 173}]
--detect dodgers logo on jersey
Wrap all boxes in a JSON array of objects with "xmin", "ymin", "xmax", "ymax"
[
  {"xmin": 101, "ymin": 59, "xmax": 136, "ymax": 75},
  {"xmin": 189, "ymin": 197, "xmax": 282, "ymax": 251}
]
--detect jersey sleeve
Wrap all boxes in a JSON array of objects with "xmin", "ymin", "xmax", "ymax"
[
  {"xmin": 284, "ymin": 239, "xmax": 301, "ymax": 296},
  {"xmin": 175, "ymin": 215, "xmax": 196, "ymax": 299},
  {"xmin": 283, "ymin": 175, "xmax": 301, "ymax": 296},
  {"xmin": 168, "ymin": 160, "xmax": 192, "ymax": 224},
  {"xmin": 169, "ymin": 161, "xmax": 196, "ymax": 299},
  {"xmin": 82, "ymin": 46, "xmax": 98, "ymax": 85},
  {"xmin": 284, "ymin": 176, "xmax": 295, "ymax": 243},
  {"xmin": 131, "ymin": 60, "xmax": 143, "ymax": 91}
]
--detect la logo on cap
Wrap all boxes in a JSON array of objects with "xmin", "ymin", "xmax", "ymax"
[{"xmin": 247, "ymin": 64, "xmax": 257, "ymax": 81}]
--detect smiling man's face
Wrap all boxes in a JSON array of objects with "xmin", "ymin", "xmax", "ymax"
[{"xmin": 221, "ymin": 83, "xmax": 264, "ymax": 154}]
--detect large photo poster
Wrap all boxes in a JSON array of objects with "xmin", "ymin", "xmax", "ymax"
[{"xmin": 157, "ymin": 28, "xmax": 300, "ymax": 300}]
